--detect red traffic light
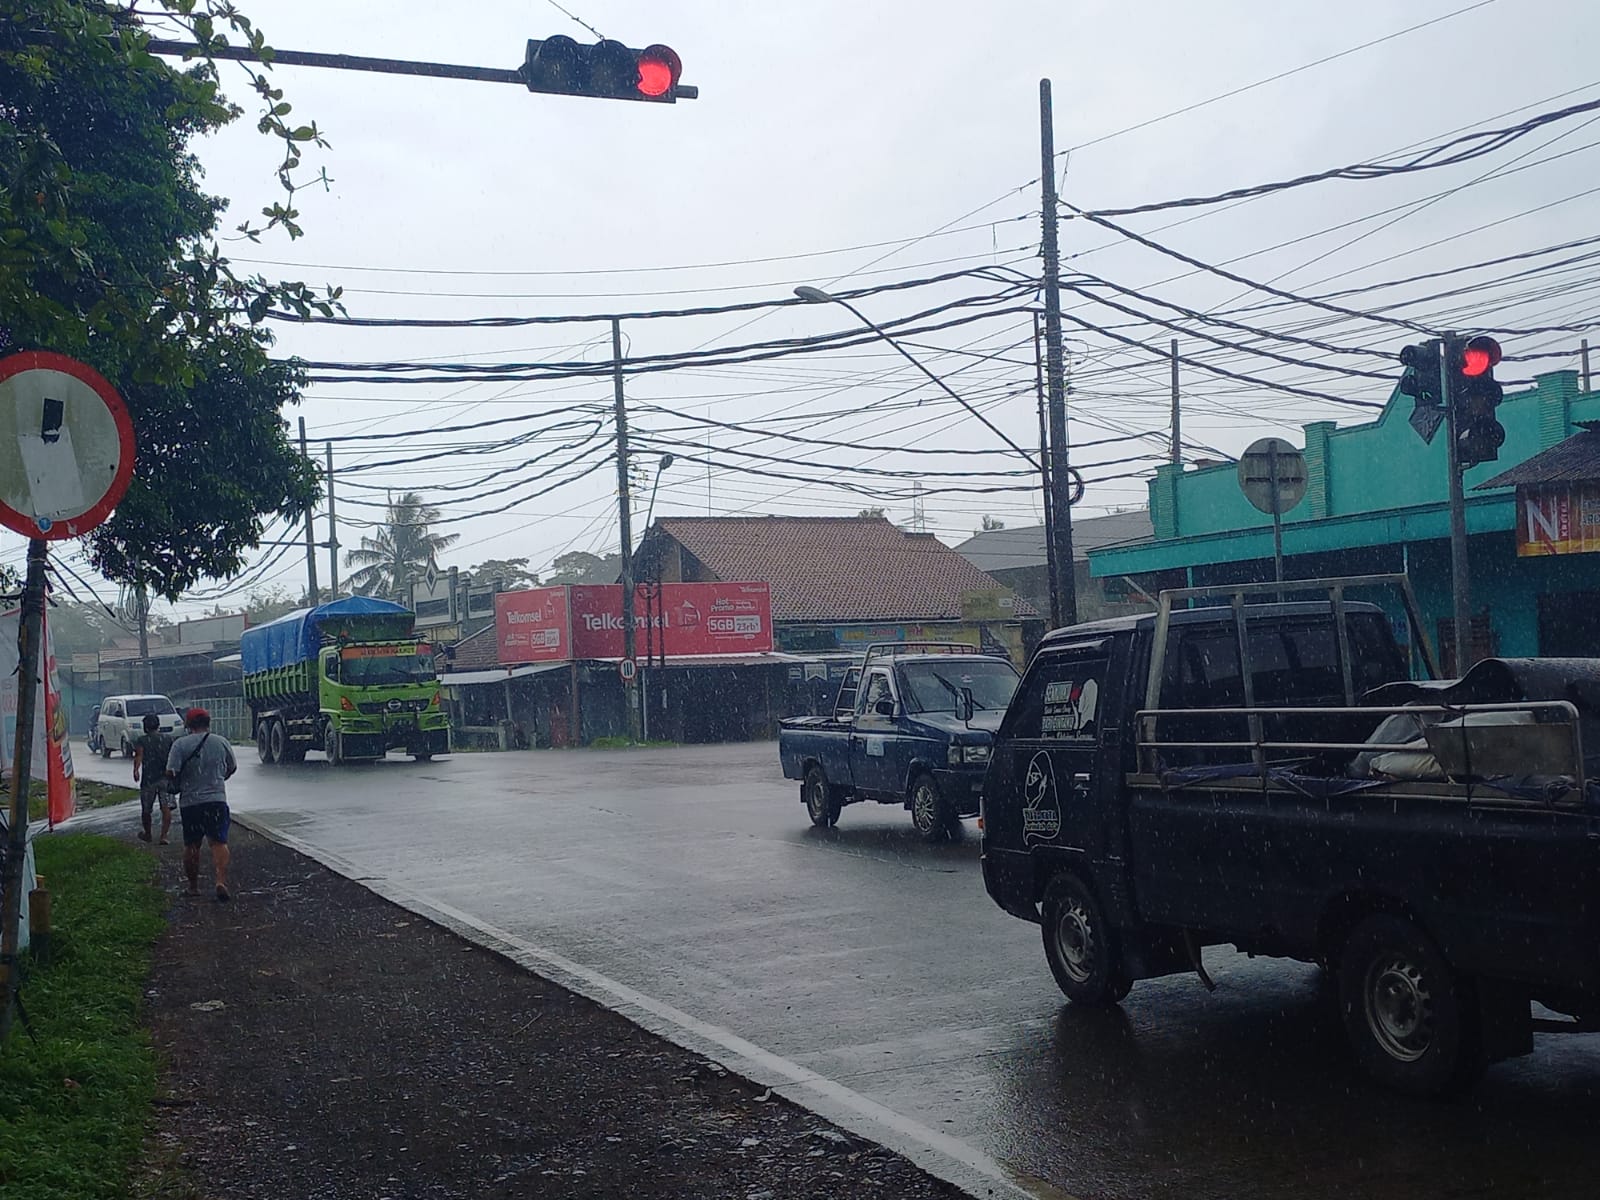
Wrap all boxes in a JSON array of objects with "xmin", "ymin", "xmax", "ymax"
[
  {"xmin": 637, "ymin": 44, "xmax": 681, "ymax": 98},
  {"xmin": 1461, "ymin": 335, "xmax": 1502, "ymax": 378}
]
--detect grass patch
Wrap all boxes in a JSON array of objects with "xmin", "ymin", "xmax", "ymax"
[
  {"xmin": 0, "ymin": 834, "xmax": 166, "ymax": 1200},
  {"xmin": 25, "ymin": 779, "xmax": 139, "ymax": 823},
  {"xmin": 588, "ymin": 736, "xmax": 678, "ymax": 750}
]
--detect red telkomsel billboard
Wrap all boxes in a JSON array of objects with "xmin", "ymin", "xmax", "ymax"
[
  {"xmin": 495, "ymin": 586, "xmax": 572, "ymax": 665},
  {"xmin": 496, "ymin": 581, "xmax": 772, "ymax": 664}
]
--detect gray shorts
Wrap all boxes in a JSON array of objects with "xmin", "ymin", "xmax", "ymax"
[{"xmin": 140, "ymin": 785, "xmax": 176, "ymax": 817}]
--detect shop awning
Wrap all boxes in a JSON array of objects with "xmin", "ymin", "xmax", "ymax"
[{"xmin": 440, "ymin": 661, "xmax": 568, "ymax": 685}]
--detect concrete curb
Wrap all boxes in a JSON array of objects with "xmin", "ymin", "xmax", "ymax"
[{"xmin": 230, "ymin": 811, "xmax": 1053, "ymax": 1200}]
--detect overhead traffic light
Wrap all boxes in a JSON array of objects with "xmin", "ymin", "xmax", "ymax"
[
  {"xmin": 1399, "ymin": 339, "xmax": 1444, "ymax": 443},
  {"xmin": 522, "ymin": 37, "xmax": 691, "ymax": 102},
  {"xmin": 1449, "ymin": 334, "xmax": 1505, "ymax": 468}
]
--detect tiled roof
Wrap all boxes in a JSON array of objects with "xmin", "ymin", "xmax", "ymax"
[
  {"xmin": 446, "ymin": 625, "xmax": 500, "ymax": 672},
  {"xmin": 953, "ymin": 510, "xmax": 1154, "ymax": 571},
  {"xmin": 1476, "ymin": 424, "xmax": 1600, "ymax": 489},
  {"xmin": 651, "ymin": 516, "xmax": 1037, "ymax": 623}
]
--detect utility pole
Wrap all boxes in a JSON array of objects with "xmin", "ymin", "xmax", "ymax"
[
  {"xmin": 1039, "ymin": 78, "xmax": 1078, "ymax": 628},
  {"xmin": 1440, "ymin": 333, "xmax": 1472, "ymax": 675},
  {"xmin": 1, "ymin": 539, "xmax": 47, "ymax": 1044},
  {"xmin": 325, "ymin": 442, "xmax": 340, "ymax": 596},
  {"xmin": 612, "ymin": 318, "xmax": 640, "ymax": 740},
  {"xmin": 1583, "ymin": 338, "xmax": 1592, "ymax": 394},
  {"xmin": 299, "ymin": 417, "xmax": 319, "ymax": 605},
  {"xmin": 135, "ymin": 583, "xmax": 153, "ymax": 693},
  {"xmin": 1033, "ymin": 313, "xmax": 1060, "ymax": 626},
  {"xmin": 1170, "ymin": 339, "xmax": 1182, "ymax": 463}
]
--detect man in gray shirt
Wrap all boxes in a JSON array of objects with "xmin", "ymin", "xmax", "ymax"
[{"xmin": 166, "ymin": 707, "xmax": 238, "ymax": 901}]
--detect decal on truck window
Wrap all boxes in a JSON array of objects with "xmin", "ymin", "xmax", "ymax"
[
  {"xmin": 1022, "ymin": 750, "xmax": 1061, "ymax": 844},
  {"xmin": 1041, "ymin": 678, "xmax": 1098, "ymax": 740}
]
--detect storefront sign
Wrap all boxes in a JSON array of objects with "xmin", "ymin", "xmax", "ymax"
[
  {"xmin": 1515, "ymin": 484, "xmax": 1600, "ymax": 556},
  {"xmin": 570, "ymin": 581, "xmax": 773, "ymax": 658},
  {"xmin": 495, "ymin": 586, "xmax": 572, "ymax": 664}
]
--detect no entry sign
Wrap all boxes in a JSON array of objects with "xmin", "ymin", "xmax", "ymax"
[{"xmin": 0, "ymin": 351, "xmax": 135, "ymax": 539}]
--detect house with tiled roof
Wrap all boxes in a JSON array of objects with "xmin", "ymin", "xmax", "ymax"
[{"xmin": 636, "ymin": 515, "xmax": 1039, "ymax": 661}]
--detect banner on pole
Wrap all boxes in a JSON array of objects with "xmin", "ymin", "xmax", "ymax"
[{"xmin": 0, "ymin": 606, "xmax": 76, "ymax": 825}]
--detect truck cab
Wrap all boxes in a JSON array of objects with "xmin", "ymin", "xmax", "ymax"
[{"xmin": 779, "ymin": 643, "xmax": 1020, "ymax": 840}]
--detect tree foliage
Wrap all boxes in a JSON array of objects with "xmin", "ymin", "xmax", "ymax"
[
  {"xmin": 465, "ymin": 557, "xmax": 540, "ymax": 591},
  {"xmin": 0, "ymin": 1, "xmax": 337, "ymax": 598},
  {"xmin": 544, "ymin": 551, "xmax": 621, "ymax": 586},
  {"xmin": 344, "ymin": 492, "xmax": 460, "ymax": 600}
]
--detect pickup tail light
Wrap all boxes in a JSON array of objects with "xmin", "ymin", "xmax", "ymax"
[{"xmin": 340, "ymin": 696, "xmax": 356, "ymax": 712}]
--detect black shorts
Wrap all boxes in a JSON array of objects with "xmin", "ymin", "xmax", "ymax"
[{"xmin": 180, "ymin": 802, "xmax": 231, "ymax": 847}]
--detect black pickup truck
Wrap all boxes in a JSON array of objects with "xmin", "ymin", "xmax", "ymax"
[
  {"xmin": 779, "ymin": 643, "xmax": 1020, "ymax": 840},
  {"xmin": 982, "ymin": 573, "xmax": 1600, "ymax": 1094}
]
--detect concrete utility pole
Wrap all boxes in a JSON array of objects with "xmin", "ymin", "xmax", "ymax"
[
  {"xmin": 1583, "ymin": 338, "xmax": 1592, "ymax": 394},
  {"xmin": 325, "ymin": 442, "xmax": 340, "ymax": 596},
  {"xmin": 1440, "ymin": 333, "xmax": 1472, "ymax": 674},
  {"xmin": 1170, "ymin": 340, "xmax": 1182, "ymax": 464},
  {"xmin": 612, "ymin": 318, "xmax": 640, "ymax": 740},
  {"xmin": 1039, "ymin": 78, "xmax": 1078, "ymax": 628},
  {"xmin": 134, "ymin": 583, "xmax": 153, "ymax": 693},
  {"xmin": 299, "ymin": 417, "xmax": 319, "ymax": 605},
  {"xmin": 1033, "ymin": 313, "xmax": 1060, "ymax": 626},
  {"xmin": 1, "ymin": 539, "xmax": 47, "ymax": 1044}
]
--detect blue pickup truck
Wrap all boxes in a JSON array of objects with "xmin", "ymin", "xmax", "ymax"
[{"xmin": 778, "ymin": 644, "xmax": 1021, "ymax": 841}]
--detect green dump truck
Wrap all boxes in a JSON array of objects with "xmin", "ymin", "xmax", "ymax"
[{"xmin": 240, "ymin": 597, "xmax": 450, "ymax": 765}]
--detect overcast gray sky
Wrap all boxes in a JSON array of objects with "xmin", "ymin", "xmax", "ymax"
[{"xmin": 12, "ymin": 0, "xmax": 1600, "ymax": 618}]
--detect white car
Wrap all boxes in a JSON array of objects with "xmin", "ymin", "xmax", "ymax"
[{"xmin": 97, "ymin": 694, "xmax": 183, "ymax": 758}]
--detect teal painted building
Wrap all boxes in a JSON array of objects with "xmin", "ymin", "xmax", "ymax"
[{"xmin": 1088, "ymin": 369, "xmax": 1598, "ymax": 671}]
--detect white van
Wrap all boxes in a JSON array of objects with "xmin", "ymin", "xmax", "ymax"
[{"xmin": 97, "ymin": 694, "xmax": 183, "ymax": 757}]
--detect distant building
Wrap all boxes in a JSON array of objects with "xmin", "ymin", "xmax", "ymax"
[{"xmin": 954, "ymin": 510, "xmax": 1158, "ymax": 624}]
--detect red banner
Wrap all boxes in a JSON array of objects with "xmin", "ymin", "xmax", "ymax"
[
  {"xmin": 495, "ymin": 586, "xmax": 572, "ymax": 665},
  {"xmin": 569, "ymin": 582, "xmax": 773, "ymax": 659},
  {"xmin": 0, "ymin": 606, "xmax": 75, "ymax": 825}
]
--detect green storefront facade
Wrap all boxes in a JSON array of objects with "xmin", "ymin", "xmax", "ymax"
[{"xmin": 1088, "ymin": 369, "xmax": 1599, "ymax": 671}]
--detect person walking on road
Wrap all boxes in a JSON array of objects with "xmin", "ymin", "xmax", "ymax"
[
  {"xmin": 132, "ymin": 712, "xmax": 176, "ymax": 845},
  {"xmin": 166, "ymin": 707, "xmax": 237, "ymax": 902}
]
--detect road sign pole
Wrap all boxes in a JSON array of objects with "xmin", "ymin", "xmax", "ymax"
[
  {"xmin": 1, "ymin": 539, "xmax": 48, "ymax": 1045},
  {"xmin": 1440, "ymin": 332, "xmax": 1472, "ymax": 675}
]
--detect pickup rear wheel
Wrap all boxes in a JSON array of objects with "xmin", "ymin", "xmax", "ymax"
[
  {"xmin": 803, "ymin": 764, "xmax": 841, "ymax": 827},
  {"xmin": 909, "ymin": 773, "xmax": 954, "ymax": 842},
  {"xmin": 1338, "ymin": 914, "xmax": 1482, "ymax": 1096},
  {"xmin": 1042, "ymin": 872, "xmax": 1131, "ymax": 1006}
]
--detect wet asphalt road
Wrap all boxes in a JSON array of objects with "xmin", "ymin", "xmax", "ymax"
[{"xmin": 75, "ymin": 741, "xmax": 1600, "ymax": 1199}]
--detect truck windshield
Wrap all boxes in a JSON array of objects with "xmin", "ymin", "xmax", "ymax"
[
  {"xmin": 339, "ymin": 649, "xmax": 436, "ymax": 687},
  {"xmin": 901, "ymin": 661, "xmax": 1018, "ymax": 714}
]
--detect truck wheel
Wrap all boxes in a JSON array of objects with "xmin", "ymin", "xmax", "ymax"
[
  {"xmin": 1338, "ymin": 914, "xmax": 1482, "ymax": 1096},
  {"xmin": 909, "ymin": 773, "xmax": 953, "ymax": 842},
  {"xmin": 1042, "ymin": 872, "xmax": 1132, "ymax": 1006},
  {"xmin": 803, "ymin": 764, "xmax": 841, "ymax": 827},
  {"xmin": 256, "ymin": 721, "xmax": 276, "ymax": 765},
  {"xmin": 267, "ymin": 719, "xmax": 289, "ymax": 765},
  {"xmin": 324, "ymin": 723, "xmax": 342, "ymax": 766}
]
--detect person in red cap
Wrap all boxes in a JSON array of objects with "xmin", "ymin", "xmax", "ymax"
[{"xmin": 165, "ymin": 707, "xmax": 238, "ymax": 901}]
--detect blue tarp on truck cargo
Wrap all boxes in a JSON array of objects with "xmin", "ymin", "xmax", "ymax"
[{"xmin": 239, "ymin": 597, "xmax": 413, "ymax": 674}]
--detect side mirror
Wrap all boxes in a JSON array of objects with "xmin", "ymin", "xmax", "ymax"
[
  {"xmin": 874, "ymin": 698, "xmax": 896, "ymax": 717},
  {"xmin": 957, "ymin": 688, "xmax": 975, "ymax": 724}
]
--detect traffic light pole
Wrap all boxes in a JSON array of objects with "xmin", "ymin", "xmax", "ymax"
[
  {"xmin": 612, "ymin": 319, "xmax": 641, "ymax": 741},
  {"xmin": 1439, "ymin": 333, "xmax": 1472, "ymax": 675},
  {"xmin": 1039, "ymin": 79, "xmax": 1078, "ymax": 629}
]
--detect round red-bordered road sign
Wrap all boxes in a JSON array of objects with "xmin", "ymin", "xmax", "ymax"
[{"xmin": 0, "ymin": 351, "xmax": 135, "ymax": 540}]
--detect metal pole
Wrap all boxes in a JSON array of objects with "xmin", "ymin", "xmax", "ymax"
[
  {"xmin": 612, "ymin": 319, "xmax": 640, "ymax": 740},
  {"xmin": 1, "ymin": 539, "xmax": 47, "ymax": 1044},
  {"xmin": 1583, "ymin": 338, "xmax": 1592, "ymax": 394},
  {"xmin": 1268, "ymin": 441, "xmax": 1285, "ymax": 600},
  {"xmin": 1440, "ymin": 334, "xmax": 1472, "ymax": 675},
  {"xmin": 325, "ymin": 442, "xmax": 340, "ymax": 596},
  {"xmin": 1033, "ymin": 314, "xmax": 1060, "ymax": 627},
  {"xmin": 1170, "ymin": 339, "xmax": 1181, "ymax": 464},
  {"xmin": 1039, "ymin": 78, "xmax": 1078, "ymax": 627},
  {"xmin": 299, "ymin": 417, "xmax": 319, "ymax": 605}
]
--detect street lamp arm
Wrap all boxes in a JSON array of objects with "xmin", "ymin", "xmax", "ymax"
[{"xmin": 795, "ymin": 289, "xmax": 1039, "ymax": 469}]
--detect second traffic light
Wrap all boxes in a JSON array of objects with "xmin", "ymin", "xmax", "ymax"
[
  {"xmin": 523, "ymin": 37, "xmax": 692, "ymax": 102},
  {"xmin": 1449, "ymin": 334, "xmax": 1505, "ymax": 468}
]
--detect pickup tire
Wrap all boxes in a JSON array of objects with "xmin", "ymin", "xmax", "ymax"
[
  {"xmin": 909, "ymin": 773, "xmax": 954, "ymax": 842},
  {"xmin": 803, "ymin": 764, "xmax": 841, "ymax": 827},
  {"xmin": 1041, "ymin": 872, "xmax": 1132, "ymax": 1006},
  {"xmin": 256, "ymin": 720, "xmax": 277, "ymax": 766},
  {"xmin": 1338, "ymin": 914, "xmax": 1483, "ymax": 1096}
]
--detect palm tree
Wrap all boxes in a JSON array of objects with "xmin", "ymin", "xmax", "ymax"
[{"xmin": 344, "ymin": 492, "xmax": 460, "ymax": 601}]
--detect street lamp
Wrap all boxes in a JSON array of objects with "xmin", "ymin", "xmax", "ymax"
[
  {"xmin": 792, "ymin": 286, "xmax": 1038, "ymax": 468},
  {"xmin": 643, "ymin": 452, "xmax": 675, "ymax": 536}
]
